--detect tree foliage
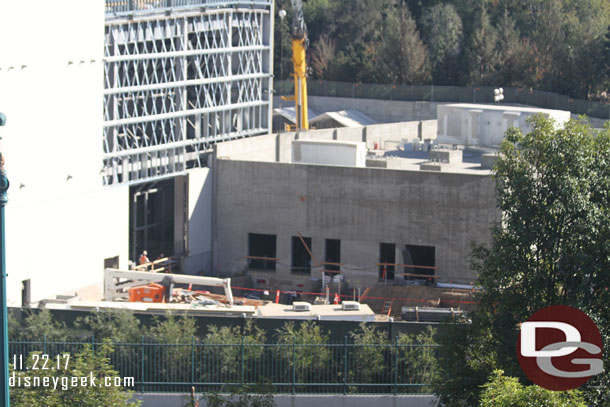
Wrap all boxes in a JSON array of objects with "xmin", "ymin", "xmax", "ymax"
[
  {"xmin": 436, "ymin": 116, "xmax": 610, "ymax": 406},
  {"xmin": 273, "ymin": 0, "xmax": 610, "ymax": 100},
  {"xmin": 382, "ymin": 3, "xmax": 430, "ymax": 84},
  {"xmin": 420, "ymin": 3, "xmax": 464, "ymax": 85},
  {"xmin": 10, "ymin": 341, "xmax": 140, "ymax": 407},
  {"xmin": 479, "ymin": 370, "xmax": 587, "ymax": 407}
]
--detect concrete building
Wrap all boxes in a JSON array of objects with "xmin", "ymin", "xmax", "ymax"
[
  {"xmin": 437, "ymin": 103, "xmax": 571, "ymax": 147},
  {"xmin": 212, "ymin": 126, "xmax": 500, "ymax": 293},
  {"xmin": 0, "ymin": 0, "xmax": 273, "ymax": 306}
]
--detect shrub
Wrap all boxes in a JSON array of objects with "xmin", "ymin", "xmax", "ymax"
[{"xmin": 479, "ymin": 370, "xmax": 587, "ymax": 407}]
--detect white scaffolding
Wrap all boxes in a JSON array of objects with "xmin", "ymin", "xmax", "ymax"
[{"xmin": 103, "ymin": 1, "xmax": 273, "ymax": 185}]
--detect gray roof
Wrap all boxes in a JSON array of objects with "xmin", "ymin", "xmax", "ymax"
[{"xmin": 309, "ymin": 109, "xmax": 377, "ymax": 127}]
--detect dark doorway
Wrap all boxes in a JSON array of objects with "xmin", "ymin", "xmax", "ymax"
[
  {"xmin": 403, "ymin": 245, "xmax": 435, "ymax": 281},
  {"xmin": 379, "ymin": 243, "xmax": 395, "ymax": 280},
  {"xmin": 248, "ymin": 233, "xmax": 277, "ymax": 271},
  {"xmin": 129, "ymin": 179, "xmax": 175, "ymax": 265},
  {"xmin": 324, "ymin": 239, "xmax": 341, "ymax": 272},
  {"xmin": 291, "ymin": 236, "xmax": 312, "ymax": 274}
]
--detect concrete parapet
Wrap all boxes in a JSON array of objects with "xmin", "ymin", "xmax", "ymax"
[
  {"xmin": 481, "ymin": 153, "xmax": 499, "ymax": 169},
  {"xmin": 419, "ymin": 162, "xmax": 443, "ymax": 171},
  {"xmin": 429, "ymin": 149, "xmax": 463, "ymax": 164}
]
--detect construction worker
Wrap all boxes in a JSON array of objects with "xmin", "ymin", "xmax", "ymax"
[{"xmin": 139, "ymin": 250, "xmax": 150, "ymax": 267}]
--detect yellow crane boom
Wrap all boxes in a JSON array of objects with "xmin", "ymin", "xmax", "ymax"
[{"xmin": 281, "ymin": 0, "xmax": 309, "ymax": 131}]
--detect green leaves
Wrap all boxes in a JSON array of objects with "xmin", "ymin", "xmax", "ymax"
[
  {"xmin": 438, "ymin": 116, "xmax": 610, "ymax": 406},
  {"xmin": 479, "ymin": 370, "xmax": 587, "ymax": 407},
  {"xmin": 10, "ymin": 341, "xmax": 140, "ymax": 407}
]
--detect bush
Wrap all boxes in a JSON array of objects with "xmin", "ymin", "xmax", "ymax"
[
  {"xmin": 479, "ymin": 370, "xmax": 587, "ymax": 407},
  {"xmin": 275, "ymin": 321, "xmax": 331, "ymax": 386},
  {"xmin": 396, "ymin": 326, "xmax": 439, "ymax": 391},
  {"xmin": 202, "ymin": 320, "xmax": 267, "ymax": 384},
  {"xmin": 74, "ymin": 309, "xmax": 143, "ymax": 343},
  {"xmin": 10, "ymin": 340, "xmax": 140, "ymax": 407},
  {"xmin": 349, "ymin": 323, "xmax": 390, "ymax": 389}
]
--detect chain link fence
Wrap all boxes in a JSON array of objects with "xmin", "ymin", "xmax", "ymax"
[{"xmin": 275, "ymin": 80, "xmax": 610, "ymax": 120}]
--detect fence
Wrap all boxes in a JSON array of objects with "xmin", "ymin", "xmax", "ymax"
[
  {"xmin": 275, "ymin": 80, "xmax": 610, "ymax": 120},
  {"xmin": 9, "ymin": 338, "xmax": 439, "ymax": 394}
]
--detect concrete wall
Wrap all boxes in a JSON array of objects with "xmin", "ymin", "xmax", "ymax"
[
  {"xmin": 214, "ymin": 160, "xmax": 499, "ymax": 288},
  {"xmin": 292, "ymin": 140, "xmax": 366, "ymax": 167},
  {"xmin": 336, "ymin": 126, "xmax": 366, "ymax": 143},
  {"xmin": 214, "ymin": 132, "xmax": 277, "ymax": 162},
  {"xmin": 302, "ymin": 96, "xmax": 440, "ymax": 123},
  {"xmin": 365, "ymin": 122, "xmax": 419, "ymax": 150},
  {"xmin": 131, "ymin": 393, "xmax": 438, "ymax": 407},
  {"xmin": 0, "ymin": 0, "xmax": 130, "ymax": 305},
  {"xmin": 184, "ymin": 168, "xmax": 213, "ymax": 275}
]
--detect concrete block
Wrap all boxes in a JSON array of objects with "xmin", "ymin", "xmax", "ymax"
[
  {"xmin": 419, "ymin": 162, "xmax": 443, "ymax": 171},
  {"xmin": 336, "ymin": 126, "xmax": 365, "ymax": 142},
  {"xmin": 366, "ymin": 159, "xmax": 388, "ymax": 168},
  {"xmin": 481, "ymin": 153, "xmax": 499, "ymax": 169},
  {"xmin": 429, "ymin": 149, "xmax": 463, "ymax": 164},
  {"xmin": 292, "ymin": 140, "xmax": 366, "ymax": 167},
  {"xmin": 420, "ymin": 120, "xmax": 438, "ymax": 140}
]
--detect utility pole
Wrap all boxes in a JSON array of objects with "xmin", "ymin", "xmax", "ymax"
[{"xmin": 0, "ymin": 111, "xmax": 10, "ymax": 407}]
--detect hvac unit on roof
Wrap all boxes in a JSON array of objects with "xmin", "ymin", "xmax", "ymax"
[
  {"xmin": 292, "ymin": 302, "xmax": 312, "ymax": 312},
  {"xmin": 341, "ymin": 301, "xmax": 360, "ymax": 311}
]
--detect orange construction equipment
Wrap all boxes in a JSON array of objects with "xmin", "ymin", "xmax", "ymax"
[
  {"xmin": 128, "ymin": 283, "xmax": 165, "ymax": 303},
  {"xmin": 275, "ymin": 290, "xmax": 280, "ymax": 304},
  {"xmin": 333, "ymin": 293, "xmax": 340, "ymax": 304}
]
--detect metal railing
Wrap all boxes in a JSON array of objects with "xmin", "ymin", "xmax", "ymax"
[
  {"xmin": 9, "ymin": 338, "xmax": 439, "ymax": 394},
  {"xmin": 274, "ymin": 80, "xmax": 610, "ymax": 120},
  {"xmin": 105, "ymin": 0, "xmax": 272, "ymax": 17}
]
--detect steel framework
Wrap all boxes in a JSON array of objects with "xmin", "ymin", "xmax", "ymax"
[{"xmin": 103, "ymin": 1, "xmax": 273, "ymax": 185}]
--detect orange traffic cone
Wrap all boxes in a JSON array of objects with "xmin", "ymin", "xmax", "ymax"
[
  {"xmin": 275, "ymin": 290, "xmax": 280, "ymax": 304},
  {"xmin": 333, "ymin": 293, "xmax": 340, "ymax": 304}
]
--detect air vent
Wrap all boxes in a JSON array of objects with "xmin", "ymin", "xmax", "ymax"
[
  {"xmin": 342, "ymin": 301, "xmax": 360, "ymax": 311},
  {"xmin": 292, "ymin": 302, "xmax": 311, "ymax": 312}
]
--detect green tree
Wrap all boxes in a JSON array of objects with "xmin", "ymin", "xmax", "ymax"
[
  {"xmin": 396, "ymin": 326, "xmax": 439, "ymax": 391},
  {"xmin": 329, "ymin": 0, "xmax": 392, "ymax": 82},
  {"xmin": 382, "ymin": 1, "xmax": 430, "ymax": 85},
  {"xmin": 74, "ymin": 309, "xmax": 143, "ymax": 343},
  {"xmin": 202, "ymin": 321, "xmax": 266, "ymax": 384},
  {"xmin": 436, "ymin": 115, "xmax": 610, "ymax": 406},
  {"xmin": 146, "ymin": 313, "xmax": 199, "ymax": 386},
  {"xmin": 466, "ymin": 6, "xmax": 499, "ymax": 85},
  {"xmin": 275, "ymin": 321, "xmax": 331, "ymax": 386},
  {"xmin": 420, "ymin": 3, "xmax": 464, "ymax": 84},
  {"xmin": 494, "ymin": 9, "xmax": 527, "ymax": 87},
  {"xmin": 349, "ymin": 323, "xmax": 390, "ymax": 389},
  {"xmin": 479, "ymin": 370, "xmax": 587, "ymax": 407},
  {"xmin": 13, "ymin": 309, "xmax": 72, "ymax": 341}
]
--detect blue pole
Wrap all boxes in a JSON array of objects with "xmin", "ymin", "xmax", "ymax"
[{"xmin": 0, "ymin": 111, "xmax": 11, "ymax": 407}]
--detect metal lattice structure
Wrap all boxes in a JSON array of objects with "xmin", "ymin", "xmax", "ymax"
[{"xmin": 103, "ymin": 1, "xmax": 273, "ymax": 185}]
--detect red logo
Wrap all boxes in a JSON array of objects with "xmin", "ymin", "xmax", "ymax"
[{"xmin": 517, "ymin": 305, "xmax": 604, "ymax": 391}]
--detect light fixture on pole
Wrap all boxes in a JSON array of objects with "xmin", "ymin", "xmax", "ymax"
[
  {"xmin": 494, "ymin": 88, "xmax": 504, "ymax": 102},
  {"xmin": 0, "ymin": 111, "xmax": 10, "ymax": 407}
]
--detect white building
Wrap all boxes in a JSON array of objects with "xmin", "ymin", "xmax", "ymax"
[{"xmin": 437, "ymin": 103, "xmax": 571, "ymax": 147}]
